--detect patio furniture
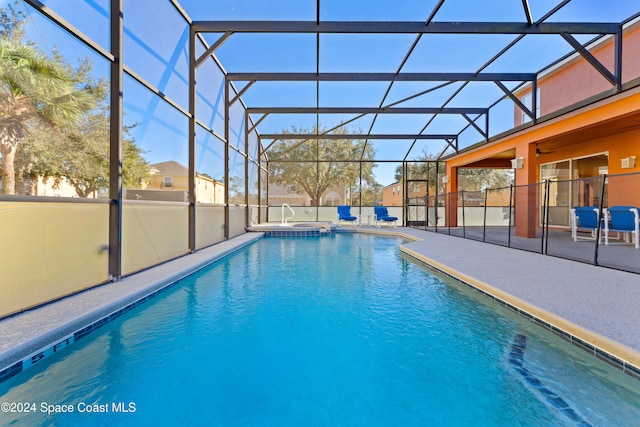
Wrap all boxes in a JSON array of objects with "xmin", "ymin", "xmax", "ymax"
[
  {"xmin": 604, "ymin": 206, "xmax": 640, "ymax": 249},
  {"xmin": 570, "ymin": 206, "xmax": 602, "ymax": 242},
  {"xmin": 374, "ymin": 206, "xmax": 398, "ymax": 227},
  {"xmin": 337, "ymin": 205, "xmax": 358, "ymax": 226}
]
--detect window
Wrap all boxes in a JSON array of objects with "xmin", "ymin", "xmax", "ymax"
[
  {"xmin": 540, "ymin": 153, "xmax": 608, "ymax": 227},
  {"xmin": 521, "ymin": 88, "xmax": 541, "ymax": 124},
  {"xmin": 164, "ymin": 176, "xmax": 173, "ymax": 188}
]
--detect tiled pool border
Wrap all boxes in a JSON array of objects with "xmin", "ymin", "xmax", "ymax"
[
  {"xmin": 401, "ymin": 248, "xmax": 640, "ymax": 381},
  {"xmin": 2, "ymin": 229, "xmax": 639, "ymax": 385},
  {"xmin": 0, "ymin": 233, "xmax": 264, "ymax": 385},
  {"xmin": 0, "ymin": 229, "xmax": 410, "ymax": 384},
  {"xmin": 0, "ymin": 276, "xmax": 201, "ymax": 384},
  {"xmin": 507, "ymin": 334, "xmax": 593, "ymax": 426},
  {"xmin": 246, "ymin": 223, "xmax": 335, "ymax": 237},
  {"xmin": 262, "ymin": 230, "xmax": 326, "ymax": 237}
]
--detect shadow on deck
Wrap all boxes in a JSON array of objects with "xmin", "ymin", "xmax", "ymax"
[{"xmin": 422, "ymin": 226, "xmax": 640, "ymax": 274}]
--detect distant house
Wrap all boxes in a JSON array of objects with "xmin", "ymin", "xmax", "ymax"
[
  {"xmin": 32, "ymin": 176, "xmax": 98, "ymax": 198},
  {"xmin": 0, "ymin": 174, "xmax": 99, "ymax": 198},
  {"xmin": 382, "ymin": 182, "xmax": 403, "ymax": 206},
  {"xmin": 382, "ymin": 181, "xmax": 429, "ymax": 206},
  {"xmin": 125, "ymin": 160, "xmax": 224, "ymax": 203}
]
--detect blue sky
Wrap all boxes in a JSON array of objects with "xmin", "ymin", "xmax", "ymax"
[{"xmin": 8, "ymin": 0, "xmax": 640, "ymax": 185}]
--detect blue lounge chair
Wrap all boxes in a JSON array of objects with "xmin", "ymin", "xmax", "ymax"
[
  {"xmin": 570, "ymin": 206, "xmax": 602, "ymax": 242},
  {"xmin": 337, "ymin": 205, "xmax": 358, "ymax": 226},
  {"xmin": 604, "ymin": 206, "xmax": 640, "ymax": 249},
  {"xmin": 374, "ymin": 206, "xmax": 398, "ymax": 227}
]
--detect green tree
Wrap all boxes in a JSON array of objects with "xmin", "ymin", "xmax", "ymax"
[
  {"xmin": 268, "ymin": 126, "xmax": 376, "ymax": 206},
  {"xmin": 352, "ymin": 181, "xmax": 383, "ymax": 206},
  {"xmin": 457, "ymin": 168, "xmax": 514, "ymax": 191},
  {"xmin": 394, "ymin": 149, "xmax": 513, "ymax": 193},
  {"xmin": 394, "ymin": 161, "xmax": 440, "ymax": 183},
  {"xmin": 17, "ymin": 56, "xmax": 149, "ymax": 197},
  {"xmin": 228, "ymin": 175, "xmax": 244, "ymax": 204},
  {"xmin": 19, "ymin": 108, "xmax": 150, "ymax": 197},
  {"xmin": 394, "ymin": 150, "xmax": 443, "ymax": 195},
  {"xmin": 0, "ymin": 2, "xmax": 95, "ymax": 194}
]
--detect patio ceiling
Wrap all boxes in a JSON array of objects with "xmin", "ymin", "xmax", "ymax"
[{"xmin": 178, "ymin": 0, "xmax": 639, "ymax": 165}]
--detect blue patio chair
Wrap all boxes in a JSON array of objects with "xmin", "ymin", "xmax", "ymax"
[
  {"xmin": 374, "ymin": 206, "xmax": 398, "ymax": 227},
  {"xmin": 337, "ymin": 205, "xmax": 358, "ymax": 226},
  {"xmin": 604, "ymin": 206, "xmax": 640, "ymax": 249},
  {"xmin": 569, "ymin": 206, "xmax": 602, "ymax": 242}
]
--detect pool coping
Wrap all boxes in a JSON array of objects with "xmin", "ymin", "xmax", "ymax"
[
  {"xmin": 400, "ymin": 245, "xmax": 640, "ymax": 380},
  {"xmin": 2, "ymin": 227, "xmax": 640, "ymax": 384},
  {"xmin": 334, "ymin": 225, "xmax": 640, "ymax": 379},
  {"xmin": 340, "ymin": 226, "xmax": 640, "ymax": 379}
]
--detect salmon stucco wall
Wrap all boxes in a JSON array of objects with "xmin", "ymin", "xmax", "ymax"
[{"xmin": 515, "ymin": 22, "xmax": 640, "ymax": 126}]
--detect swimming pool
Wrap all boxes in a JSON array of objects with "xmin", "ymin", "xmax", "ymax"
[{"xmin": 1, "ymin": 233, "xmax": 639, "ymax": 426}]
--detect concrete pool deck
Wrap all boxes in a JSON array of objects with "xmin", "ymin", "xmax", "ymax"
[
  {"xmin": 391, "ymin": 227, "xmax": 640, "ymax": 376},
  {"xmin": 1, "ymin": 227, "xmax": 639, "ymax": 382}
]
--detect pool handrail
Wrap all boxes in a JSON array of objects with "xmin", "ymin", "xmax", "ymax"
[{"xmin": 282, "ymin": 203, "xmax": 295, "ymax": 225}]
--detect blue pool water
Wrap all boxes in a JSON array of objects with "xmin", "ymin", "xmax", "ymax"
[{"xmin": 1, "ymin": 234, "xmax": 640, "ymax": 426}]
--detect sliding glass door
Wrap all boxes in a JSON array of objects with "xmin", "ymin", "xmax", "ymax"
[{"xmin": 540, "ymin": 154, "xmax": 608, "ymax": 227}]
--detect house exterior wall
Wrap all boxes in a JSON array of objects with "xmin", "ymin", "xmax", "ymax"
[
  {"xmin": 382, "ymin": 182, "xmax": 431, "ymax": 207},
  {"xmin": 536, "ymin": 127, "xmax": 640, "ymax": 207},
  {"xmin": 445, "ymin": 20, "xmax": 640, "ymax": 236},
  {"xmin": 195, "ymin": 178, "xmax": 224, "ymax": 204},
  {"xmin": 445, "ymin": 85, "xmax": 640, "ymax": 236},
  {"xmin": 382, "ymin": 183, "xmax": 403, "ymax": 206},
  {"xmin": 144, "ymin": 161, "xmax": 223, "ymax": 203},
  {"xmin": 34, "ymin": 176, "xmax": 97, "ymax": 198},
  {"xmin": 450, "ymin": 88, "xmax": 640, "ymax": 181},
  {"xmin": 515, "ymin": 20, "xmax": 640, "ymax": 126},
  {"xmin": 144, "ymin": 174, "xmax": 223, "ymax": 203},
  {"xmin": 148, "ymin": 173, "xmax": 188, "ymax": 191}
]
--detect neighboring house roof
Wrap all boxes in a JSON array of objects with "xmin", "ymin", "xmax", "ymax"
[
  {"xmin": 149, "ymin": 160, "xmax": 188, "ymax": 176},
  {"xmin": 149, "ymin": 161, "xmax": 220, "ymax": 183}
]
